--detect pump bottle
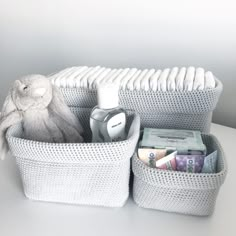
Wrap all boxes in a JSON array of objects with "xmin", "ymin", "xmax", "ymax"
[{"xmin": 90, "ymin": 83, "xmax": 127, "ymax": 142}]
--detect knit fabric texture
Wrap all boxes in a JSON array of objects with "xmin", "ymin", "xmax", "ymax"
[
  {"xmin": 132, "ymin": 134, "xmax": 227, "ymax": 216},
  {"xmin": 7, "ymin": 108, "xmax": 140, "ymax": 207}
]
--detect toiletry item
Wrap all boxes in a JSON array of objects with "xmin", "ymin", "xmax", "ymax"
[
  {"xmin": 201, "ymin": 150, "xmax": 218, "ymax": 173},
  {"xmin": 156, "ymin": 151, "xmax": 177, "ymax": 170},
  {"xmin": 176, "ymin": 155, "xmax": 205, "ymax": 173},
  {"xmin": 138, "ymin": 148, "xmax": 167, "ymax": 168},
  {"xmin": 141, "ymin": 128, "xmax": 206, "ymax": 154},
  {"xmin": 90, "ymin": 83, "xmax": 127, "ymax": 142}
]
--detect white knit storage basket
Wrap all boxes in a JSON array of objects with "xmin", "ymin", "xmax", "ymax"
[
  {"xmin": 132, "ymin": 134, "xmax": 227, "ymax": 216},
  {"xmin": 58, "ymin": 78, "xmax": 222, "ymax": 133},
  {"xmin": 7, "ymin": 108, "xmax": 140, "ymax": 207}
]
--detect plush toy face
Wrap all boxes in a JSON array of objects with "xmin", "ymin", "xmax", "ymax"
[{"xmin": 12, "ymin": 75, "xmax": 53, "ymax": 111}]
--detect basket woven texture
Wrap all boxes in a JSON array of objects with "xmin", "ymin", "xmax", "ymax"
[
  {"xmin": 6, "ymin": 76, "xmax": 225, "ymax": 212},
  {"xmin": 59, "ymin": 79, "xmax": 222, "ymax": 133},
  {"xmin": 132, "ymin": 134, "xmax": 227, "ymax": 216},
  {"xmin": 7, "ymin": 108, "xmax": 140, "ymax": 207}
]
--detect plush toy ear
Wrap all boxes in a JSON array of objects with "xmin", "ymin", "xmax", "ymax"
[
  {"xmin": 48, "ymin": 85, "xmax": 84, "ymax": 135},
  {"xmin": 0, "ymin": 89, "xmax": 17, "ymax": 118},
  {"xmin": 0, "ymin": 90, "xmax": 22, "ymax": 160}
]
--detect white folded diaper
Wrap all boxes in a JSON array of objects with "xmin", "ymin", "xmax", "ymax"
[
  {"xmin": 193, "ymin": 67, "xmax": 205, "ymax": 90},
  {"xmin": 93, "ymin": 68, "xmax": 111, "ymax": 89},
  {"xmin": 67, "ymin": 67, "xmax": 86, "ymax": 88},
  {"xmin": 50, "ymin": 66, "xmax": 216, "ymax": 91},
  {"xmin": 97, "ymin": 69, "xmax": 115, "ymax": 85},
  {"xmin": 205, "ymin": 71, "xmax": 216, "ymax": 89},
  {"xmin": 140, "ymin": 69, "xmax": 155, "ymax": 91},
  {"xmin": 167, "ymin": 67, "xmax": 178, "ymax": 91},
  {"xmin": 105, "ymin": 69, "xmax": 123, "ymax": 84},
  {"xmin": 75, "ymin": 67, "xmax": 95, "ymax": 88},
  {"xmin": 150, "ymin": 70, "xmax": 162, "ymax": 92},
  {"xmin": 126, "ymin": 70, "xmax": 142, "ymax": 91},
  {"xmin": 113, "ymin": 68, "xmax": 130, "ymax": 86},
  {"xmin": 80, "ymin": 66, "xmax": 101, "ymax": 88},
  {"xmin": 88, "ymin": 67, "xmax": 106, "ymax": 89},
  {"xmin": 53, "ymin": 67, "xmax": 78, "ymax": 87},
  {"xmin": 184, "ymin": 67, "xmax": 195, "ymax": 91},
  {"xmin": 120, "ymin": 68, "xmax": 137, "ymax": 90},
  {"xmin": 157, "ymin": 68, "xmax": 170, "ymax": 92},
  {"xmin": 134, "ymin": 69, "xmax": 149, "ymax": 91},
  {"xmin": 176, "ymin": 67, "xmax": 186, "ymax": 91},
  {"xmin": 59, "ymin": 67, "xmax": 78, "ymax": 88}
]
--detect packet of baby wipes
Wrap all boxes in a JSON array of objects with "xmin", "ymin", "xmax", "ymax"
[
  {"xmin": 141, "ymin": 128, "xmax": 206, "ymax": 154},
  {"xmin": 138, "ymin": 148, "xmax": 167, "ymax": 168},
  {"xmin": 176, "ymin": 155, "xmax": 205, "ymax": 173},
  {"xmin": 201, "ymin": 151, "xmax": 218, "ymax": 173},
  {"xmin": 156, "ymin": 151, "xmax": 177, "ymax": 171}
]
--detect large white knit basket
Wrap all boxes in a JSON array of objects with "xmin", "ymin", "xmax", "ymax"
[
  {"xmin": 6, "ymin": 66, "xmax": 225, "ymax": 212},
  {"xmin": 58, "ymin": 79, "xmax": 222, "ymax": 133},
  {"xmin": 132, "ymin": 134, "xmax": 227, "ymax": 216},
  {"xmin": 7, "ymin": 108, "xmax": 140, "ymax": 207}
]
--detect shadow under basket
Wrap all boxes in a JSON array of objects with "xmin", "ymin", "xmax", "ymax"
[
  {"xmin": 7, "ymin": 108, "xmax": 140, "ymax": 207},
  {"xmin": 132, "ymin": 134, "xmax": 227, "ymax": 216}
]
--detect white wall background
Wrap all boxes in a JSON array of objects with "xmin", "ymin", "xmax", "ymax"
[{"xmin": 0, "ymin": 0, "xmax": 236, "ymax": 127}]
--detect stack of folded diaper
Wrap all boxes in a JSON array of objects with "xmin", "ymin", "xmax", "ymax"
[{"xmin": 50, "ymin": 66, "xmax": 216, "ymax": 91}]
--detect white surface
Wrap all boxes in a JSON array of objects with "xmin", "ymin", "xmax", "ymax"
[
  {"xmin": 0, "ymin": 0, "xmax": 236, "ymax": 127},
  {"xmin": 0, "ymin": 123, "xmax": 235, "ymax": 236}
]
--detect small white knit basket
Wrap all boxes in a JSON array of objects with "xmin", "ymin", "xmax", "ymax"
[
  {"xmin": 132, "ymin": 134, "xmax": 227, "ymax": 216},
  {"xmin": 7, "ymin": 108, "xmax": 140, "ymax": 207}
]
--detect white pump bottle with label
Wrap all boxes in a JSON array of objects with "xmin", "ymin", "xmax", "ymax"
[{"xmin": 90, "ymin": 83, "xmax": 127, "ymax": 142}]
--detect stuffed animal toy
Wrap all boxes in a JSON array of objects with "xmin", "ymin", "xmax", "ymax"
[{"xmin": 0, "ymin": 74, "xmax": 84, "ymax": 160}]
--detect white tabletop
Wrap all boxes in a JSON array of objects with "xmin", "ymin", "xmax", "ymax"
[{"xmin": 0, "ymin": 123, "xmax": 235, "ymax": 236}]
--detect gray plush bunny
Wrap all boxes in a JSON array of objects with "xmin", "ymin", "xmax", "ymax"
[{"xmin": 0, "ymin": 74, "xmax": 84, "ymax": 160}]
